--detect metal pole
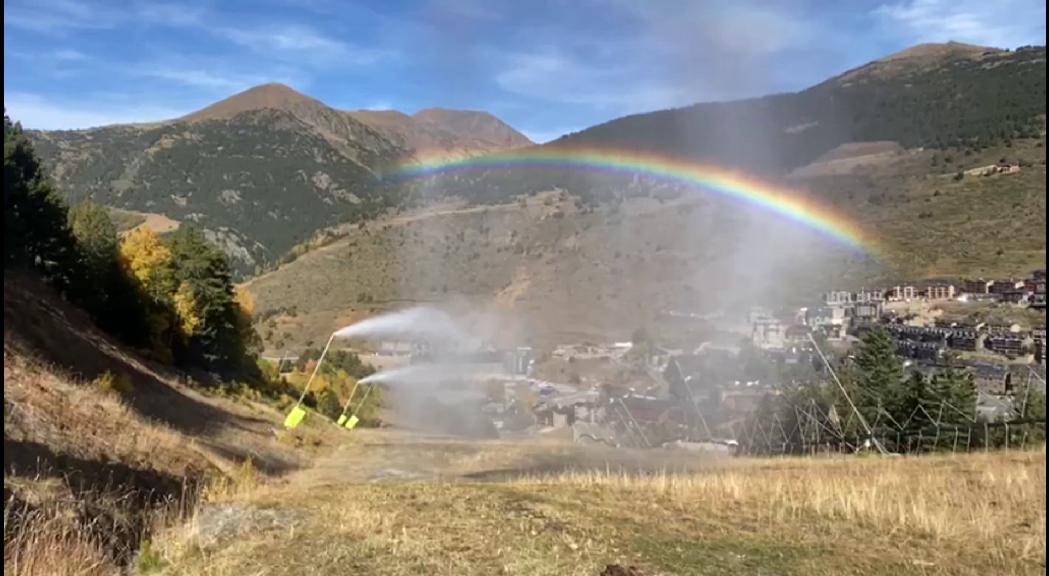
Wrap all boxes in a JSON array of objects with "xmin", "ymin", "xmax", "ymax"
[
  {"xmin": 808, "ymin": 334, "xmax": 885, "ymax": 453},
  {"xmin": 339, "ymin": 379, "xmax": 364, "ymax": 419},
  {"xmin": 295, "ymin": 332, "xmax": 337, "ymax": 406}
]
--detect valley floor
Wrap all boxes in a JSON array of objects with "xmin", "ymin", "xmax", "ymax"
[{"xmin": 146, "ymin": 432, "xmax": 1045, "ymax": 576}]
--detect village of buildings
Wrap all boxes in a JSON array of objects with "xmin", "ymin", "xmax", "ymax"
[
  {"xmin": 281, "ymin": 269, "xmax": 1045, "ymax": 450},
  {"xmin": 506, "ymin": 268, "xmax": 1046, "ymax": 446}
]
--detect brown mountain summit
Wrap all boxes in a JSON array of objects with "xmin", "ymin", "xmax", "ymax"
[
  {"xmin": 349, "ymin": 107, "xmax": 533, "ymax": 158},
  {"xmin": 839, "ymin": 41, "xmax": 1005, "ymax": 81},
  {"xmin": 182, "ymin": 83, "xmax": 532, "ymax": 157},
  {"xmin": 180, "ymin": 83, "xmax": 325, "ymax": 122}
]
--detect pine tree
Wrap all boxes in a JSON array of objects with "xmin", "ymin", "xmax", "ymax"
[
  {"xmin": 850, "ymin": 328, "xmax": 905, "ymax": 425},
  {"xmin": 932, "ymin": 365, "xmax": 977, "ymax": 424},
  {"xmin": 4, "ymin": 113, "xmax": 83, "ymax": 291},
  {"xmin": 167, "ymin": 226, "xmax": 243, "ymax": 371}
]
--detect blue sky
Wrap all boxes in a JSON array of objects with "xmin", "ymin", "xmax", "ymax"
[{"xmin": 4, "ymin": 0, "xmax": 1046, "ymax": 142}]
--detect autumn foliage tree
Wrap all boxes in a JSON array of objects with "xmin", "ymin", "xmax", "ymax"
[
  {"xmin": 118, "ymin": 225, "xmax": 260, "ymax": 375},
  {"xmin": 5, "ymin": 110, "xmax": 260, "ymax": 381}
]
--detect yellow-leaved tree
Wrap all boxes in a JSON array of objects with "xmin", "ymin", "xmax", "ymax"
[
  {"xmin": 119, "ymin": 227, "xmax": 176, "ymax": 360},
  {"xmin": 120, "ymin": 228, "xmax": 175, "ymax": 300},
  {"xmin": 234, "ymin": 286, "xmax": 261, "ymax": 362},
  {"xmin": 173, "ymin": 281, "xmax": 202, "ymax": 336}
]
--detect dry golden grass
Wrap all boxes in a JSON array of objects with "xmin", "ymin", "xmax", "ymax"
[
  {"xmin": 3, "ymin": 353, "xmax": 208, "ymax": 478},
  {"xmin": 525, "ymin": 450, "xmax": 1046, "ymax": 569},
  {"xmin": 3, "ymin": 504, "xmax": 117, "ymax": 576},
  {"xmin": 147, "ymin": 447, "xmax": 1046, "ymax": 576}
]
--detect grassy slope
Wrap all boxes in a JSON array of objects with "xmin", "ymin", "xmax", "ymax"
[
  {"xmin": 806, "ymin": 138, "xmax": 1047, "ymax": 280},
  {"xmin": 247, "ymin": 140, "xmax": 1045, "ymax": 350},
  {"xmin": 3, "ymin": 274, "xmax": 313, "ymax": 574},
  {"xmin": 149, "ymin": 449, "xmax": 1045, "ymax": 576}
]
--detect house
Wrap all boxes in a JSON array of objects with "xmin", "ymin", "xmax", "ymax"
[
  {"xmin": 854, "ymin": 289, "xmax": 885, "ymax": 304},
  {"xmin": 752, "ymin": 317, "xmax": 786, "ymax": 350},
  {"xmin": 889, "ymin": 285, "xmax": 918, "ymax": 301},
  {"xmin": 984, "ymin": 334, "xmax": 1033, "ymax": 358},
  {"xmin": 966, "ymin": 362, "xmax": 1014, "ymax": 395},
  {"xmin": 990, "ymin": 280, "xmax": 1024, "ymax": 295},
  {"xmin": 853, "ymin": 302, "xmax": 883, "ymax": 324},
  {"xmin": 962, "ymin": 279, "xmax": 993, "ymax": 295},
  {"xmin": 1000, "ymin": 291, "xmax": 1030, "ymax": 305},
  {"xmin": 947, "ymin": 330, "xmax": 985, "ymax": 352},
  {"xmin": 806, "ymin": 306, "xmax": 848, "ymax": 328},
  {"xmin": 1034, "ymin": 270, "xmax": 1047, "ymax": 282},
  {"xmin": 1034, "ymin": 330, "xmax": 1046, "ymax": 366},
  {"xmin": 823, "ymin": 291, "xmax": 853, "ymax": 306},
  {"xmin": 996, "ymin": 160, "xmax": 1022, "ymax": 174},
  {"xmin": 896, "ymin": 340, "xmax": 944, "ymax": 361},
  {"xmin": 925, "ymin": 283, "xmax": 956, "ymax": 301},
  {"xmin": 1033, "ymin": 294, "xmax": 1047, "ymax": 310},
  {"xmin": 886, "ymin": 324, "xmax": 951, "ymax": 343},
  {"xmin": 784, "ymin": 324, "xmax": 811, "ymax": 345}
]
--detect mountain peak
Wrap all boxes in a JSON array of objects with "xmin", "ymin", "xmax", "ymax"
[
  {"xmin": 839, "ymin": 42, "xmax": 1005, "ymax": 83},
  {"xmin": 879, "ymin": 41, "xmax": 1003, "ymax": 63},
  {"xmin": 181, "ymin": 83, "xmax": 323, "ymax": 122},
  {"xmin": 413, "ymin": 108, "xmax": 533, "ymax": 148}
]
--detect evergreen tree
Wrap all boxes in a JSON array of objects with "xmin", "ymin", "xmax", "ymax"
[
  {"xmin": 932, "ymin": 365, "xmax": 977, "ymax": 424},
  {"xmin": 4, "ymin": 113, "xmax": 83, "ymax": 292},
  {"xmin": 850, "ymin": 327, "xmax": 905, "ymax": 425},
  {"xmin": 167, "ymin": 226, "xmax": 244, "ymax": 372},
  {"xmin": 69, "ymin": 202, "xmax": 150, "ymax": 344},
  {"xmin": 900, "ymin": 370, "xmax": 934, "ymax": 431}
]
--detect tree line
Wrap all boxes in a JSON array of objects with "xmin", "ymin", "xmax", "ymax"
[
  {"xmin": 741, "ymin": 327, "xmax": 1046, "ymax": 455},
  {"xmin": 5, "ymin": 111, "xmax": 258, "ymax": 378}
]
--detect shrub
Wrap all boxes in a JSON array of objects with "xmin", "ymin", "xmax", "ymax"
[{"xmin": 94, "ymin": 371, "xmax": 133, "ymax": 396}]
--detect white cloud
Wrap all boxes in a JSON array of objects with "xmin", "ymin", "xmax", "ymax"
[
  {"xmin": 622, "ymin": 1, "xmax": 813, "ymax": 56},
  {"xmin": 4, "ymin": 0, "xmax": 118, "ymax": 32},
  {"xmin": 52, "ymin": 48, "xmax": 88, "ymax": 61},
  {"xmin": 4, "ymin": 0, "xmax": 202, "ymax": 33},
  {"xmin": 4, "ymin": 92, "xmax": 185, "ymax": 130},
  {"xmin": 141, "ymin": 68, "xmax": 277, "ymax": 91},
  {"xmin": 219, "ymin": 25, "xmax": 391, "ymax": 66},
  {"xmin": 874, "ymin": 0, "xmax": 1046, "ymax": 47},
  {"xmin": 494, "ymin": 49, "xmax": 688, "ymax": 111}
]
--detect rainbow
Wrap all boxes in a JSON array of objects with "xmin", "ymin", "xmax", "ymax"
[{"xmin": 390, "ymin": 147, "xmax": 876, "ymax": 254}]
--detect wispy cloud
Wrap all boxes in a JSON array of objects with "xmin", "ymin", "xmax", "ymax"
[
  {"xmin": 4, "ymin": 0, "xmax": 203, "ymax": 33},
  {"xmin": 141, "ymin": 68, "xmax": 272, "ymax": 91},
  {"xmin": 52, "ymin": 48, "xmax": 88, "ymax": 61},
  {"xmin": 4, "ymin": 92, "xmax": 185, "ymax": 130},
  {"xmin": 494, "ymin": 48, "xmax": 687, "ymax": 111},
  {"xmin": 874, "ymin": 0, "xmax": 1047, "ymax": 47},
  {"xmin": 619, "ymin": 1, "xmax": 813, "ymax": 56},
  {"xmin": 4, "ymin": 0, "xmax": 119, "ymax": 32},
  {"xmin": 218, "ymin": 25, "xmax": 392, "ymax": 66}
]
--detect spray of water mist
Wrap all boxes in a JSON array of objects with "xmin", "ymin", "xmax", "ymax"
[{"xmin": 337, "ymin": 305, "xmax": 510, "ymax": 437}]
